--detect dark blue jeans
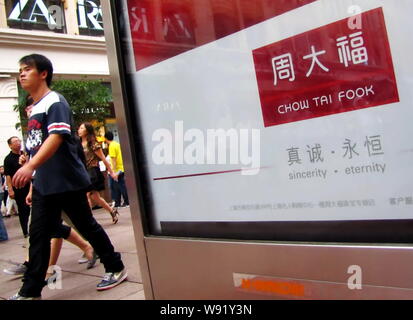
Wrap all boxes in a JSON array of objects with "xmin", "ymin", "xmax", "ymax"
[
  {"xmin": 109, "ymin": 172, "xmax": 129, "ymax": 207},
  {"xmin": 19, "ymin": 188, "xmax": 124, "ymax": 297},
  {"xmin": 0, "ymin": 194, "xmax": 8, "ymax": 241}
]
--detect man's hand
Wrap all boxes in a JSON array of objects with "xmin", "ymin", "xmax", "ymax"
[
  {"xmin": 12, "ymin": 164, "xmax": 34, "ymax": 189},
  {"xmin": 6, "ymin": 176, "xmax": 15, "ymax": 198},
  {"xmin": 8, "ymin": 188, "xmax": 15, "ymax": 199},
  {"xmin": 12, "ymin": 134, "xmax": 63, "ymax": 190},
  {"xmin": 26, "ymin": 190, "xmax": 32, "ymax": 206},
  {"xmin": 19, "ymin": 153, "xmax": 28, "ymax": 166},
  {"xmin": 110, "ymin": 171, "xmax": 118, "ymax": 181}
]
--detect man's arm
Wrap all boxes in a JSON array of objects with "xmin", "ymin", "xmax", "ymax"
[
  {"xmin": 108, "ymin": 144, "xmax": 118, "ymax": 175},
  {"xmin": 94, "ymin": 148, "xmax": 117, "ymax": 181},
  {"xmin": 26, "ymin": 182, "xmax": 33, "ymax": 206},
  {"xmin": 111, "ymin": 157, "xmax": 117, "ymax": 173},
  {"xmin": 12, "ymin": 134, "xmax": 64, "ymax": 189},
  {"xmin": 5, "ymin": 175, "xmax": 14, "ymax": 199},
  {"xmin": 110, "ymin": 156, "xmax": 120, "ymax": 180}
]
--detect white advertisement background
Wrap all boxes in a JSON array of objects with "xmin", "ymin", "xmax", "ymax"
[{"xmin": 125, "ymin": 0, "xmax": 413, "ymax": 232}]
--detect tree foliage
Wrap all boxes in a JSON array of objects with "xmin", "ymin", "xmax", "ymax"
[{"xmin": 14, "ymin": 79, "xmax": 112, "ymax": 131}]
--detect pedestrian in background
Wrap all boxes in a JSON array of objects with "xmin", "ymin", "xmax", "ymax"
[
  {"xmin": 0, "ymin": 166, "xmax": 6, "ymax": 215},
  {"xmin": 3, "ymin": 136, "xmax": 31, "ymax": 236},
  {"xmin": 0, "ymin": 174, "xmax": 8, "ymax": 240},
  {"xmin": 78, "ymin": 122, "xmax": 119, "ymax": 224},
  {"xmin": 104, "ymin": 131, "xmax": 129, "ymax": 209}
]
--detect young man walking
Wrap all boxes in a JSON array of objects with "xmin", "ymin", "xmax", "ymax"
[{"xmin": 10, "ymin": 54, "xmax": 127, "ymax": 300}]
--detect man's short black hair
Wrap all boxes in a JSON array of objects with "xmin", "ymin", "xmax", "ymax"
[
  {"xmin": 104, "ymin": 131, "xmax": 114, "ymax": 141},
  {"xmin": 19, "ymin": 54, "xmax": 53, "ymax": 87},
  {"xmin": 7, "ymin": 136, "xmax": 19, "ymax": 145}
]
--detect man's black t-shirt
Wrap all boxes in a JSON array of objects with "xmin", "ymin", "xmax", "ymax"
[
  {"xmin": 4, "ymin": 151, "xmax": 22, "ymax": 178},
  {"xmin": 4, "ymin": 151, "xmax": 30, "ymax": 193},
  {"xmin": 26, "ymin": 91, "xmax": 90, "ymax": 195}
]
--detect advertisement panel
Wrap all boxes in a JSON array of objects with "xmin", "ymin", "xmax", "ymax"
[{"xmin": 120, "ymin": 0, "xmax": 413, "ymax": 242}]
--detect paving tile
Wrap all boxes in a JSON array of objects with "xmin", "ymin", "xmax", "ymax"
[
  {"xmin": 120, "ymin": 289, "xmax": 146, "ymax": 300},
  {"xmin": 42, "ymin": 274, "xmax": 143, "ymax": 300},
  {"xmin": 0, "ymin": 273, "xmax": 24, "ymax": 299},
  {"xmin": 41, "ymin": 271, "xmax": 99, "ymax": 300},
  {"xmin": 55, "ymin": 249, "xmax": 140, "ymax": 283},
  {"xmin": 0, "ymin": 270, "xmax": 97, "ymax": 300},
  {"xmin": 0, "ymin": 207, "xmax": 145, "ymax": 300},
  {"xmin": 0, "ymin": 250, "xmax": 27, "ymax": 265}
]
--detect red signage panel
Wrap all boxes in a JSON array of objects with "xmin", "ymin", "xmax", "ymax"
[
  {"xmin": 253, "ymin": 7, "xmax": 399, "ymax": 127},
  {"xmin": 127, "ymin": 0, "xmax": 317, "ymax": 71}
]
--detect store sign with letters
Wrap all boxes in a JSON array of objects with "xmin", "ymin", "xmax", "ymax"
[
  {"xmin": 7, "ymin": 0, "xmax": 103, "ymax": 31},
  {"xmin": 253, "ymin": 7, "xmax": 399, "ymax": 127}
]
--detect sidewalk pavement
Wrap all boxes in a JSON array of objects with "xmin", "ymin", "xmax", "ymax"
[{"xmin": 0, "ymin": 206, "xmax": 145, "ymax": 300}]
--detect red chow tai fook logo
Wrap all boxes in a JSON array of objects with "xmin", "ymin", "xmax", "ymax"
[{"xmin": 253, "ymin": 7, "xmax": 399, "ymax": 128}]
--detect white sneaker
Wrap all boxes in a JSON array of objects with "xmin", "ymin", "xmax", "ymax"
[
  {"xmin": 9, "ymin": 293, "xmax": 41, "ymax": 300},
  {"xmin": 3, "ymin": 263, "xmax": 28, "ymax": 276},
  {"xmin": 78, "ymin": 253, "xmax": 88, "ymax": 264},
  {"xmin": 96, "ymin": 268, "xmax": 128, "ymax": 291}
]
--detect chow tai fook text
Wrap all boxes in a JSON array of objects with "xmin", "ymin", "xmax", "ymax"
[{"xmin": 253, "ymin": 7, "xmax": 399, "ymax": 127}]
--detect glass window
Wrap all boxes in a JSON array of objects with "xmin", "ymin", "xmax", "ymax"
[{"xmin": 6, "ymin": 0, "xmax": 66, "ymax": 34}]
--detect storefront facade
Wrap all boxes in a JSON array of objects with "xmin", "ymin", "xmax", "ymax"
[{"xmin": 0, "ymin": 0, "xmax": 112, "ymax": 163}]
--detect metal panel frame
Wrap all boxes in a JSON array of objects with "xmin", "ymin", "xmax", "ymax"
[
  {"xmin": 102, "ymin": 0, "xmax": 413, "ymax": 300},
  {"xmin": 101, "ymin": 0, "xmax": 154, "ymax": 299},
  {"xmin": 145, "ymin": 237, "xmax": 413, "ymax": 299}
]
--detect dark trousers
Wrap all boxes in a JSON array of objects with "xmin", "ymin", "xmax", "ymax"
[
  {"xmin": 14, "ymin": 185, "xmax": 31, "ymax": 237},
  {"xmin": 109, "ymin": 172, "xmax": 129, "ymax": 207},
  {"xmin": 52, "ymin": 223, "xmax": 71, "ymax": 239},
  {"xmin": 3, "ymin": 190, "xmax": 7, "ymax": 207},
  {"xmin": 19, "ymin": 188, "xmax": 124, "ymax": 297}
]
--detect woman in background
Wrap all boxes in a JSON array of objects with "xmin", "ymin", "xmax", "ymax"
[{"xmin": 78, "ymin": 122, "xmax": 119, "ymax": 224}]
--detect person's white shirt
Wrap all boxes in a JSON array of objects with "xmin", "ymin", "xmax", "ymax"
[
  {"xmin": 6, "ymin": 197, "xmax": 18, "ymax": 216},
  {"xmin": 99, "ymin": 160, "xmax": 105, "ymax": 172}
]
